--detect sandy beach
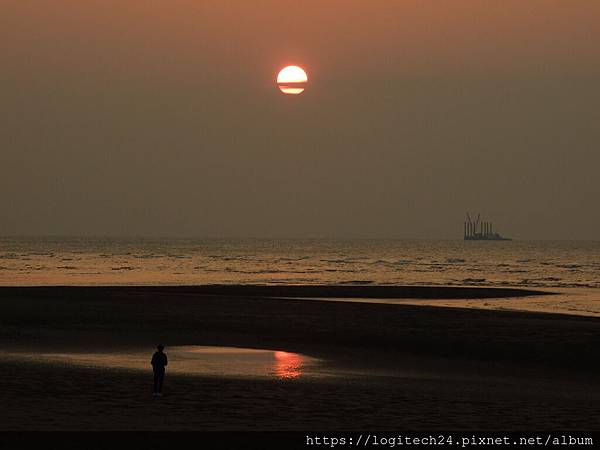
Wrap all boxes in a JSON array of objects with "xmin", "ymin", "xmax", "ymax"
[{"xmin": 2, "ymin": 285, "xmax": 599, "ymax": 431}]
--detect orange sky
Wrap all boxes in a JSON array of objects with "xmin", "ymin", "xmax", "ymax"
[
  {"xmin": 3, "ymin": 0, "xmax": 599, "ymax": 81},
  {"xmin": 1, "ymin": 1, "xmax": 599, "ymax": 238}
]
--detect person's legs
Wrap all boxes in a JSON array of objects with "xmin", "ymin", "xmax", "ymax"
[{"xmin": 157, "ymin": 369, "xmax": 165, "ymax": 393}]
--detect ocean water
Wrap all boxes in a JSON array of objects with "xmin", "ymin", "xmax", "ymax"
[{"xmin": 1, "ymin": 237, "xmax": 599, "ymax": 289}]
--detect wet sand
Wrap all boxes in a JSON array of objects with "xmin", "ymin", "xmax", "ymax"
[{"xmin": 2, "ymin": 285, "xmax": 599, "ymax": 430}]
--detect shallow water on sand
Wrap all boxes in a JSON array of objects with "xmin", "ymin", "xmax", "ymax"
[
  {"xmin": 5, "ymin": 346, "xmax": 323, "ymax": 380},
  {"xmin": 8, "ymin": 346, "xmax": 592, "ymax": 388}
]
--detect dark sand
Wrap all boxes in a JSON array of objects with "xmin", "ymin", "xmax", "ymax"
[{"xmin": 2, "ymin": 285, "xmax": 599, "ymax": 430}]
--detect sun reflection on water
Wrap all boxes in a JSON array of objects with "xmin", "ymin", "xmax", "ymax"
[{"xmin": 274, "ymin": 351, "xmax": 304, "ymax": 379}]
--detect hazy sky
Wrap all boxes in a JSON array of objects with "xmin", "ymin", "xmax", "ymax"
[{"xmin": 2, "ymin": 1, "xmax": 599, "ymax": 239}]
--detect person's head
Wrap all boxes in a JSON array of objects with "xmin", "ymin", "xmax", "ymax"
[{"xmin": 157, "ymin": 344, "xmax": 164, "ymax": 352}]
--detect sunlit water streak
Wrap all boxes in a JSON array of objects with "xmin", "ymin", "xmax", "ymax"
[{"xmin": 1, "ymin": 237, "xmax": 599, "ymax": 289}]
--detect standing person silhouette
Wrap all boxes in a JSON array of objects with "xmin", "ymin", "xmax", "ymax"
[{"xmin": 151, "ymin": 344, "xmax": 168, "ymax": 397}]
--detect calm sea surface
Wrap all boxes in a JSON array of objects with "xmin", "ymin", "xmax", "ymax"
[{"xmin": 1, "ymin": 237, "xmax": 599, "ymax": 289}]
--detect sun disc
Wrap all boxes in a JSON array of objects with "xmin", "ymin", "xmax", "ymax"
[{"xmin": 277, "ymin": 65, "xmax": 308, "ymax": 95}]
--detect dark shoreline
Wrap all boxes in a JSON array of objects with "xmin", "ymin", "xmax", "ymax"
[
  {"xmin": 1, "ymin": 285, "xmax": 594, "ymax": 370},
  {"xmin": 2, "ymin": 285, "xmax": 599, "ymax": 430}
]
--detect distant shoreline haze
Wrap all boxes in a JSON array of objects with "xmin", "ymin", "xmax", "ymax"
[{"xmin": 1, "ymin": 235, "xmax": 600, "ymax": 242}]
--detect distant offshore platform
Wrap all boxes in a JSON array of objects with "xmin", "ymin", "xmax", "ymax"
[{"xmin": 464, "ymin": 213, "xmax": 511, "ymax": 241}]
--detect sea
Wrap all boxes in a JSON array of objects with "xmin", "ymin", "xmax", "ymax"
[{"xmin": 1, "ymin": 237, "xmax": 599, "ymax": 289}]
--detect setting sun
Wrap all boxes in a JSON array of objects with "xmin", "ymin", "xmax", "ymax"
[{"xmin": 277, "ymin": 65, "xmax": 308, "ymax": 95}]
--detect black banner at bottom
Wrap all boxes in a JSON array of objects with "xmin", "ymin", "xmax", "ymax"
[{"xmin": 0, "ymin": 432, "xmax": 598, "ymax": 450}]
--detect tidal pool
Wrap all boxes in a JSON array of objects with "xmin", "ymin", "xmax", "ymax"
[{"xmin": 7, "ymin": 346, "xmax": 322, "ymax": 380}]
